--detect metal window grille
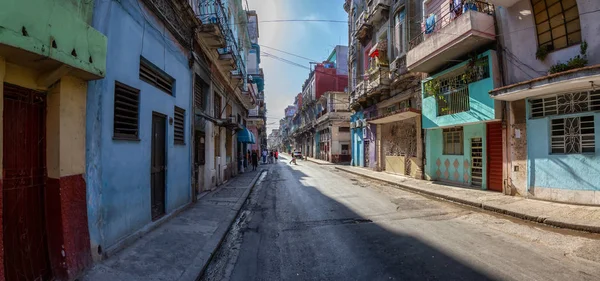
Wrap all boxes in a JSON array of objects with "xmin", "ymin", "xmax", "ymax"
[
  {"xmin": 443, "ymin": 127, "xmax": 463, "ymax": 155},
  {"xmin": 174, "ymin": 106, "xmax": 185, "ymax": 145},
  {"xmin": 551, "ymin": 116, "xmax": 595, "ymax": 154},
  {"xmin": 113, "ymin": 82, "xmax": 140, "ymax": 140},
  {"xmin": 530, "ymin": 90, "xmax": 600, "ymax": 118},
  {"xmin": 139, "ymin": 57, "xmax": 174, "ymax": 95}
]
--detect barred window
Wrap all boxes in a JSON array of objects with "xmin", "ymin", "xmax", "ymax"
[
  {"xmin": 530, "ymin": 90, "xmax": 600, "ymax": 118},
  {"xmin": 443, "ymin": 127, "xmax": 463, "ymax": 155},
  {"xmin": 551, "ymin": 116, "xmax": 595, "ymax": 154},
  {"xmin": 532, "ymin": 0, "xmax": 581, "ymax": 50}
]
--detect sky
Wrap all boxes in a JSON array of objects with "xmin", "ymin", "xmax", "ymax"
[{"xmin": 245, "ymin": 0, "xmax": 349, "ymax": 135}]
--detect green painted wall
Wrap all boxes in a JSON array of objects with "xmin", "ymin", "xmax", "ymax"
[
  {"xmin": 422, "ymin": 50, "xmax": 497, "ymax": 129},
  {"xmin": 425, "ymin": 123, "xmax": 487, "ymax": 189},
  {"xmin": 0, "ymin": 0, "xmax": 106, "ymax": 77}
]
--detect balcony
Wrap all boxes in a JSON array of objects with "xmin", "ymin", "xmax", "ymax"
[
  {"xmin": 365, "ymin": 0, "xmax": 390, "ymax": 25},
  {"xmin": 355, "ymin": 11, "xmax": 371, "ymax": 44},
  {"xmin": 407, "ymin": 1, "xmax": 495, "ymax": 73},
  {"xmin": 366, "ymin": 66, "xmax": 390, "ymax": 97},
  {"xmin": 196, "ymin": 1, "xmax": 227, "ymax": 48},
  {"xmin": 485, "ymin": 0, "xmax": 520, "ymax": 7}
]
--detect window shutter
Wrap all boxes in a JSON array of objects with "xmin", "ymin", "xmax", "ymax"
[{"xmin": 113, "ymin": 82, "xmax": 140, "ymax": 140}]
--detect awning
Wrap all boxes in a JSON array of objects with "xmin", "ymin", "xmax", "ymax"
[
  {"xmin": 367, "ymin": 108, "xmax": 421, "ymax": 124},
  {"xmin": 489, "ymin": 65, "xmax": 600, "ymax": 101},
  {"xmin": 237, "ymin": 127, "xmax": 256, "ymax": 144}
]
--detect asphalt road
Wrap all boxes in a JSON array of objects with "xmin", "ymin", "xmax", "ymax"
[{"xmin": 201, "ymin": 155, "xmax": 600, "ymax": 281}]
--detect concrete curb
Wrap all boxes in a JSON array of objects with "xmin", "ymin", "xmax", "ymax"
[
  {"xmin": 306, "ymin": 158, "xmax": 334, "ymax": 165},
  {"xmin": 335, "ymin": 166, "xmax": 600, "ymax": 234},
  {"xmin": 178, "ymin": 169, "xmax": 266, "ymax": 281}
]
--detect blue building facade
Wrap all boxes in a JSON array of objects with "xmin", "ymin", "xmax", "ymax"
[
  {"xmin": 422, "ymin": 50, "xmax": 502, "ymax": 191},
  {"xmin": 86, "ymin": 0, "xmax": 192, "ymax": 256},
  {"xmin": 350, "ymin": 112, "xmax": 364, "ymax": 167}
]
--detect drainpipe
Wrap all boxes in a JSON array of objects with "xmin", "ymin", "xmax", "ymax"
[{"xmin": 189, "ymin": 31, "xmax": 196, "ymax": 202}]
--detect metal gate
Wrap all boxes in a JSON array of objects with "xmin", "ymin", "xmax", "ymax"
[
  {"xmin": 151, "ymin": 113, "xmax": 166, "ymax": 220},
  {"xmin": 2, "ymin": 83, "xmax": 52, "ymax": 281}
]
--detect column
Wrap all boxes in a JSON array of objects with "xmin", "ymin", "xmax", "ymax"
[
  {"xmin": 45, "ymin": 76, "xmax": 91, "ymax": 280},
  {"xmin": 0, "ymin": 56, "xmax": 5, "ymax": 281}
]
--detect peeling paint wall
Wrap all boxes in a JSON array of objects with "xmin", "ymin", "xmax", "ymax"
[{"xmin": 86, "ymin": 0, "xmax": 192, "ymax": 254}]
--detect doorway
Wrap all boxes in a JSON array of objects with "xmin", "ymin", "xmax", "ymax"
[
  {"xmin": 151, "ymin": 113, "xmax": 166, "ymax": 220},
  {"xmin": 487, "ymin": 122, "xmax": 503, "ymax": 192},
  {"xmin": 3, "ymin": 83, "xmax": 52, "ymax": 281}
]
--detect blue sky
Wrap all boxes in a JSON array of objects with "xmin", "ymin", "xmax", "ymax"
[{"xmin": 246, "ymin": 0, "xmax": 348, "ymax": 134}]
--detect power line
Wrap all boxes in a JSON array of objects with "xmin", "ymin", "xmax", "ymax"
[{"xmin": 260, "ymin": 44, "xmax": 319, "ymax": 62}]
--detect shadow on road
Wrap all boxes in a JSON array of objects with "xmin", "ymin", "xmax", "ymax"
[{"xmin": 205, "ymin": 155, "xmax": 498, "ymax": 281}]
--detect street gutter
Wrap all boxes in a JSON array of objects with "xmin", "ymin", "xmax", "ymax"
[{"xmin": 177, "ymin": 169, "xmax": 267, "ymax": 281}]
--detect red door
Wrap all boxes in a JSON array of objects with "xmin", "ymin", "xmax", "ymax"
[
  {"xmin": 486, "ymin": 122, "xmax": 503, "ymax": 192},
  {"xmin": 3, "ymin": 83, "xmax": 52, "ymax": 280}
]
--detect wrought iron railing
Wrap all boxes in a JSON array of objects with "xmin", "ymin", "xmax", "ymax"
[
  {"xmin": 198, "ymin": 0, "xmax": 247, "ymax": 78},
  {"xmin": 408, "ymin": 0, "xmax": 494, "ymax": 51},
  {"xmin": 436, "ymin": 86, "xmax": 470, "ymax": 116}
]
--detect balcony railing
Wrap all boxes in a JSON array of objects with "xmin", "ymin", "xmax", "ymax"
[
  {"xmin": 198, "ymin": 0, "xmax": 246, "ymax": 77},
  {"xmin": 437, "ymin": 86, "xmax": 470, "ymax": 116},
  {"xmin": 366, "ymin": 66, "xmax": 390, "ymax": 95},
  {"xmin": 408, "ymin": 1, "xmax": 495, "ymax": 51}
]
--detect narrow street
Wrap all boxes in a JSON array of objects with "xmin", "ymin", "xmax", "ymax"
[{"xmin": 202, "ymin": 155, "xmax": 600, "ymax": 281}]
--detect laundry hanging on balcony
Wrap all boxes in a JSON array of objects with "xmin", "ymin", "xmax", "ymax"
[
  {"xmin": 425, "ymin": 14, "xmax": 436, "ymax": 34},
  {"xmin": 251, "ymin": 76, "xmax": 264, "ymax": 92}
]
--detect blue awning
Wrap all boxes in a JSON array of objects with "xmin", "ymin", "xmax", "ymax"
[{"xmin": 237, "ymin": 127, "xmax": 256, "ymax": 144}]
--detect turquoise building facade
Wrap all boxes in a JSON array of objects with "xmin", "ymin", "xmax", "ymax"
[{"xmin": 423, "ymin": 50, "xmax": 503, "ymax": 191}]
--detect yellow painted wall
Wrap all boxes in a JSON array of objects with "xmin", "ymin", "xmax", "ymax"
[{"xmin": 47, "ymin": 76, "xmax": 87, "ymax": 179}]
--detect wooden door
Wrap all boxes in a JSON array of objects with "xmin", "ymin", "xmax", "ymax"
[
  {"xmin": 487, "ymin": 122, "xmax": 503, "ymax": 192},
  {"xmin": 3, "ymin": 83, "xmax": 52, "ymax": 281},
  {"xmin": 151, "ymin": 113, "xmax": 166, "ymax": 220}
]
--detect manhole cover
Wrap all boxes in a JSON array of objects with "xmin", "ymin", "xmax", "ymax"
[{"xmin": 213, "ymin": 188, "xmax": 246, "ymax": 198}]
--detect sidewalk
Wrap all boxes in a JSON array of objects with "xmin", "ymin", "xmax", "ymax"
[
  {"xmin": 82, "ymin": 169, "xmax": 265, "ymax": 281},
  {"xmin": 306, "ymin": 156, "xmax": 335, "ymax": 165},
  {"xmin": 336, "ymin": 165, "xmax": 600, "ymax": 234}
]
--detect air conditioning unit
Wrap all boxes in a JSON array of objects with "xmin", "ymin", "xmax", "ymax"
[
  {"xmin": 356, "ymin": 120, "xmax": 362, "ymax": 127},
  {"xmin": 229, "ymin": 116, "xmax": 236, "ymax": 123},
  {"xmin": 350, "ymin": 121, "xmax": 355, "ymax": 128}
]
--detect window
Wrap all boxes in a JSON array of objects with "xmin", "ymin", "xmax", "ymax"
[
  {"xmin": 174, "ymin": 106, "xmax": 185, "ymax": 145},
  {"xmin": 194, "ymin": 74, "xmax": 205, "ymax": 109},
  {"xmin": 113, "ymin": 82, "xmax": 140, "ymax": 140},
  {"xmin": 139, "ymin": 57, "xmax": 175, "ymax": 94},
  {"xmin": 214, "ymin": 92, "xmax": 222, "ymax": 118},
  {"xmin": 339, "ymin": 127, "xmax": 351, "ymax": 132},
  {"xmin": 341, "ymin": 144, "xmax": 350, "ymax": 155},
  {"xmin": 443, "ymin": 128, "xmax": 463, "ymax": 155},
  {"xmin": 195, "ymin": 132, "xmax": 206, "ymax": 165},
  {"xmin": 551, "ymin": 116, "xmax": 595, "ymax": 154},
  {"xmin": 393, "ymin": 8, "xmax": 406, "ymax": 58},
  {"xmin": 530, "ymin": 90, "xmax": 600, "ymax": 118},
  {"xmin": 532, "ymin": 0, "xmax": 581, "ymax": 50}
]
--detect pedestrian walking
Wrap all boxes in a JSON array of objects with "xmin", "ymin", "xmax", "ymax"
[
  {"xmin": 289, "ymin": 151, "xmax": 297, "ymax": 165},
  {"xmin": 251, "ymin": 150, "xmax": 258, "ymax": 171},
  {"xmin": 269, "ymin": 150, "xmax": 274, "ymax": 164},
  {"xmin": 274, "ymin": 150, "xmax": 278, "ymax": 162},
  {"xmin": 262, "ymin": 149, "xmax": 268, "ymax": 164}
]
